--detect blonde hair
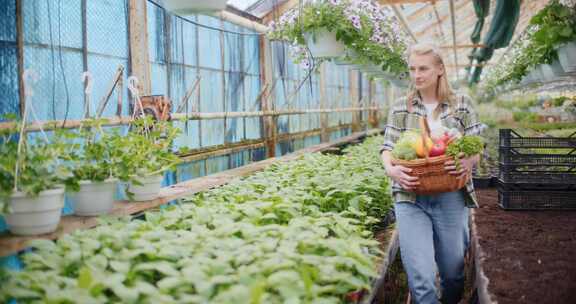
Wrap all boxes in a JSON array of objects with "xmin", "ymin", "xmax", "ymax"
[{"xmin": 406, "ymin": 43, "xmax": 456, "ymax": 118}]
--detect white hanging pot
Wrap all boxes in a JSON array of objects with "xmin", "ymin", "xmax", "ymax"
[
  {"xmin": 539, "ymin": 61, "xmax": 566, "ymax": 81},
  {"xmin": 68, "ymin": 179, "xmax": 117, "ymax": 216},
  {"xmin": 5, "ymin": 188, "xmax": 65, "ymax": 236},
  {"xmin": 557, "ymin": 42, "xmax": 576, "ymax": 74},
  {"xmin": 304, "ymin": 30, "xmax": 345, "ymax": 59},
  {"xmin": 163, "ymin": 0, "xmax": 228, "ymax": 15},
  {"xmin": 127, "ymin": 175, "xmax": 164, "ymax": 202},
  {"xmin": 528, "ymin": 69, "xmax": 543, "ymax": 83}
]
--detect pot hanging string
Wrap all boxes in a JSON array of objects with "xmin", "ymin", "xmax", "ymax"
[
  {"xmin": 81, "ymin": 71, "xmax": 93, "ymax": 119},
  {"xmin": 127, "ymin": 76, "xmax": 150, "ymax": 136},
  {"xmin": 14, "ymin": 69, "xmax": 49, "ymax": 191}
]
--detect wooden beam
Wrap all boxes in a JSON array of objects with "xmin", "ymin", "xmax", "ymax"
[
  {"xmin": 261, "ymin": 39, "xmax": 276, "ymax": 158},
  {"xmin": 81, "ymin": 0, "xmax": 89, "ymax": 117},
  {"xmin": 262, "ymin": 0, "xmax": 297, "ymax": 24},
  {"xmin": 0, "ymin": 128, "xmax": 383, "ymax": 257},
  {"xmin": 319, "ymin": 64, "xmax": 329, "ymax": 142},
  {"xmin": 449, "ymin": 0, "xmax": 459, "ymax": 81},
  {"xmin": 128, "ymin": 0, "xmax": 151, "ymax": 95},
  {"xmin": 410, "ymin": 0, "xmax": 468, "ymax": 39},
  {"xmin": 430, "ymin": 1, "xmax": 447, "ymax": 43},
  {"xmin": 218, "ymin": 10, "xmax": 268, "ymax": 33}
]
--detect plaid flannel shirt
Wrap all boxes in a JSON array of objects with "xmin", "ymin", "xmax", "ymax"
[{"xmin": 381, "ymin": 94, "xmax": 485, "ymax": 208}]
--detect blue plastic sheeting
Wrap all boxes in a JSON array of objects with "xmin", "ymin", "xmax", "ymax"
[
  {"xmin": 251, "ymin": 147, "xmax": 266, "ymax": 162},
  {"xmin": 270, "ymin": 42, "xmax": 354, "ymax": 136},
  {"xmin": 330, "ymin": 127, "xmax": 352, "ymax": 142},
  {"xmin": 275, "ymin": 139, "xmax": 293, "ymax": 157},
  {"xmin": 17, "ymin": 0, "xmax": 130, "ymax": 121},
  {"xmin": 0, "ymin": 0, "xmax": 18, "ymax": 120},
  {"xmin": 147, "ymin": 1, "xmax": 165, "ymax": 64},
  {"xmin": 23, "ymin": 46, "xmax": 84, "ymax": 120},
  {"xmin": 244, "ymin": 31, "xmax": 260, "ymax": 75},
  {"xmin": 147, "ymin": 4, "xmax": 264, "ymax": 150},
  {"xmin": 303, "ymin": 135, "xmax": 320, "ymax": 147},
  {"xmin": 0, "ymin": 255, "xmax": 22, "ymax": 271},
  {"xmin": 229, "ymin": 149, "xmax": 251, "ymax": 169},
  {"xmin": 244, "ymin": 75, "xmax": 262, "ymax": 139},
  {"xmin": 226, "ymin": 71, "xmax": 245, "ymax": 143},
  {"xmin": 176, "ymin": 159, "xmax": 206, "ymax": 183},
  {"xmin": 170, "ymin": 15, "xmax": 198, "ymax": 66},
  {"xmin": 0, "ymin": 44, "xmax": 18, "ymax": 120},
  {"xmin": 88, "ymin": 56, "xmax": 130, "ymax": 117},
  {"xmin": 199, "ymin": 69, "xmax": 225, "ymax": 147},
  {"xmin": 23, "ymin": 0, "xmax": 82, "ymax": 48},
  {"xmin": 0, "ymin": 0, "xmax": 16, "ymax": 42},
  {"xmin": 87, "ymin": 0, "xmax": 128, "ymax": 57},
  {"xmin": 197, "ymin": 15, "xmax": 222, "ymax": 70},
  {"xmin": 206, "ymin": 155, "xmax": 229, "ymax": 175},
  {"xmin": 150, "ymin": 63, "xmax": 168, "ymax": 95}
]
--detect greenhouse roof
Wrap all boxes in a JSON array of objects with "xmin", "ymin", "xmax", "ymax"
[{"xmin": 254, "ymin": 0, "xmax": 551, "ymax": 82}]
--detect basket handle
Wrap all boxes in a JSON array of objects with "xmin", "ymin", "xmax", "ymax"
[{"xmin": 419, "ymin": 116, "xmax": 431, "ymax": 161}]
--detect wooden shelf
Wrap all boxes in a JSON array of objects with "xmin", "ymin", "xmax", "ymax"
[{"xmin": 0, "ymin": 129, "xmax": 382, "ymax": 257}]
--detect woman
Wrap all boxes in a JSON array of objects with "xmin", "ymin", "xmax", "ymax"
[{"xmin": 380, "ymin": 43, "xmax": 484, "ymax": 304}]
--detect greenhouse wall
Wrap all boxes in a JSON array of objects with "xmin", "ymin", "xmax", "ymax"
[{"xmin": 0, "ymin": 0, "xmax": 396, "ymax": 250}]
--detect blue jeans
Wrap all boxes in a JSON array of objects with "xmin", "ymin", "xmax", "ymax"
[{"xmin": 394, "ymin": 191, "xmax": 470, "ymax": 304}]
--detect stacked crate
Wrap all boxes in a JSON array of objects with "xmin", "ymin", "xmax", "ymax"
[{"xmin": 498, "ymin": 129, "xmax": 576, "ymax": 210}]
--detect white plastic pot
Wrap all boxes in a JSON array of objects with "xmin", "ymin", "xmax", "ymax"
[
  {"xmin": 539, "ymin": 61, "xmax": 566, "ymax": 81},
  {"xmin": 68, "ymin": 179, "xmax": 117, "ymax": 216},
  {"xmin": 304, "ymin": 30, "xmax": 345, "ymax": 59},
  {"xmin": 127, "ymin": 175, "xmax": 164, "ymax": 202},
  {"xmin": 163, "ymin": 0, "xmax": 228, "ymax": 15},
  {"xmin": 528, "ymin": 69, "xmax": 543, "ymax": 83},
  {"xmin": 5, "ymin": 188, "xmax": 65, "ymax": 236},
  {"xmin": 557, "ymin": 42, "xmax": 576, "ymax": 74}
]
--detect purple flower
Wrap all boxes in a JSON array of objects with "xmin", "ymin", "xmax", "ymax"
[
  {"xmin": 329, "ymin": 0, "xmax": 339, "ymax": 5},
  {"xmin": 348, "ymin": 15, "xmax": 361, "ymax": 30}
]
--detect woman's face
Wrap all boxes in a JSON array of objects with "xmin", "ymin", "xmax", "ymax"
[{"xmin": 408, "ymin": 53, "xmax": 444, "ymax": 91}]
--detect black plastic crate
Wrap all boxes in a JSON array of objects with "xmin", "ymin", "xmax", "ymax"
[
  {"xmin": 498, "ymin": 188, "xmax": 576, "ymax": 210},
  {"xmin": 499, "ymin": 129, "xmax": 576, "ymax": 149},
  {"xmin": 498, "ymin": 167, "xmax": 576, "ymax": 185},
  {"xmin": 497, "ymin": 180, "xmax": 576, "ymax": 191},
  {"xmin": 499, "ymin": 129, "xmax": 576, "ymax": 185}
]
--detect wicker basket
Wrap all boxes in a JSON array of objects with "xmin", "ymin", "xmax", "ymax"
[
  {"xmin": 391, "ymin": 155, "xmax": 468, "ymax": 195},
  {"xmin": 390, "ymin": 117, "xmax": 469, "ymax": 195}
]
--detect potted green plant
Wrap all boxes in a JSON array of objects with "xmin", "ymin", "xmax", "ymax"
[
  {"xmin": 0, "ymin": 120, "xmax": 72, "ymax": 235},
  {"xmin": 268, "ymin": 0, "xmax": 408, "ymax": 77},
  {"xmin": 473, "ymin": 153, "xmax": 492, "ymax": 189},
  {"xmin": 62, "ymin": 119, "xmax": 124, "ymax": 216},
  {"xmin": 123, "ymin": 117, "xmax": 181, "ymax": 201}
]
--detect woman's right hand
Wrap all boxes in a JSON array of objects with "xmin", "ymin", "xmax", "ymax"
[{"xmin": 386, "ymin": 165, "xmax": 420, "ymax": 191}]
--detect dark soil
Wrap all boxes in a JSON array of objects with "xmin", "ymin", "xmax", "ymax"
[{"xmin": 474, "ymin": 189, "xmax": 576, "ymax": 304}]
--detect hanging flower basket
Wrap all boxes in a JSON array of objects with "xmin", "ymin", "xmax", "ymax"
[
  {"xmin": 163, "ymin": 0, "xmax": 228, "ymax": 15},
  {"xmin": 5, "ymin": 188, "xmax": 65, "ymax": 236},
  {"xmin": 557, "ymin": 42, "xmax": 576, "ymax": 74},
  {"xmin": 304, "ymin": 30, "xmax": 346, "ymax": 59},
  {"xmin": 68, "ymin": 179, "xmax": 117, "ymax": 216},
  {"xmin": 127, "ymin": 175, "xmax": 164, "ymax": 202}
]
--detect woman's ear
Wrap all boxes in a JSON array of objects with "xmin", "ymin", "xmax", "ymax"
[{"xmin": 438, "ymin": 64, "xmax": 445, "ymax": 77}]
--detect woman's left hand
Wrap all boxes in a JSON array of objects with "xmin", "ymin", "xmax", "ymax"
[{"xmin": 444, "ymin": 153, "xmax": 480, "ymax": 179}]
